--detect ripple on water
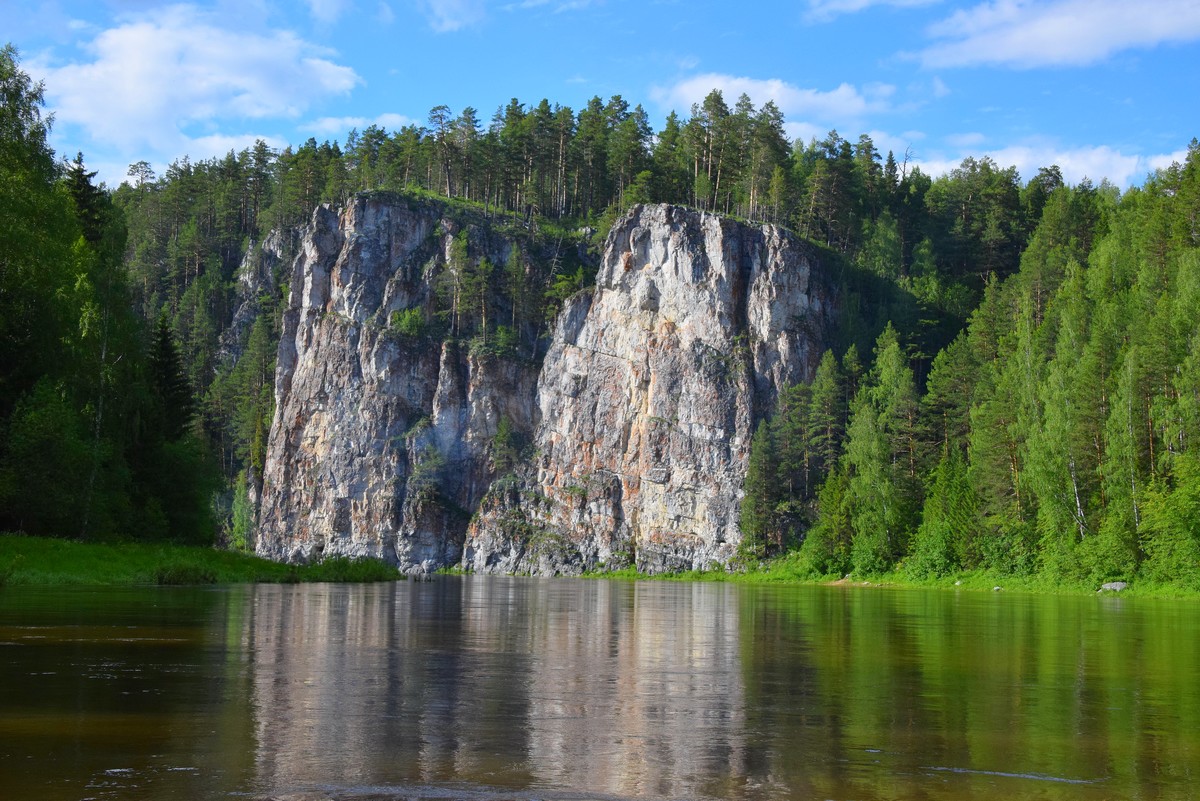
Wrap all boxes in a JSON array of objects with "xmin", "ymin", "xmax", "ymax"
[
  {"xmin": 257, "ymin": 786, "xmax": 651, "ymax": 801},
  {"xmin": 925, "ymin": 766, "xmax": 1105, "ymax": 785}
]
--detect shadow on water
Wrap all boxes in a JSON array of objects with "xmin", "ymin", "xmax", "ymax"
[{"xmin": 1, "ymin": 579, "xmax": 1197, "ymax": 800}]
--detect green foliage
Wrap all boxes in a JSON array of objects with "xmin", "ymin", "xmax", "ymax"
[
  {"xmin": 845, "ymin": 326, "xmax": 922, "ymax": 573},
  {"xmin": 149, "ymin": 313, "xmax": 196, "ymax": 441},
  {"xmin": 300, "ymin": 555, "xmax": 399, "ymax": 582},
  {"xmin": 906, "ymin": 448, "xmax": 975, "ymax": 578},
  {"xmin": 408, "ymin": 444, "xmax": 447, "ymax": 504},
  {"xmin": 390, "ymin": 307, "xmax": 427, "ymax": 338},
  {"xmin": 154, "ymin": 562, "xmax": 219, "ymax": 585},
  {"xmin": 0, "ymin": 379, "xmax": 91, "ymax": 536},
  {"xmin": 228, "ymin": 470, "xmax": 255, "ymax": 552},
  {"xmin": 796, "ymin": 467, "xmax": 854, "ymax": 576},
  {"xmin": 9, "ymin": 34, "xmax": 1200, "ymax": 589},
  {"xmin": 1140, "ymin": 455, "xmax": 1200, "ymax": 588},
  {"xmin": 0, "ymin": 533, "xmax": 397, "ymax": 585},
  {"xmin": 490, "ymin": 415, "xmax": 520, "ymax": 474},
  {"xmin": 739, "ymin": 421, "xmax": 780, "ymax": 560}
]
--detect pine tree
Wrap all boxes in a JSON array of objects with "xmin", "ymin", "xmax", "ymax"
[
  {"xmin": 1140, "ymin": 454, "xmax": 1200, "ymax": 588},
  {"xmin": 774, "ymin": 382, "xmax": 813, "ymax": 500},
  {"xmin": 739, "ymin": 420, "xmax": 780, "ymax": 560},
  {"xmin": 149, "ymin": 313, "xmax": 195, "ymax": 441},
  {"xmin": 806, "ymin": 350, "xmax": 845, "ymax": 483},
  {"xmin": 798, "ymin": 466, "xmax": 854, "ymax": 576},
  {"xmin": 845, "ymin": 326, "xmax": 922, "ymax": 574},
  {"xmin": 922, "ymin": 332, "xmax": 977, "ymax": 453},
  {"xmin": 907, "ymin": 448, "xmax": 975, "ymax": 577}
]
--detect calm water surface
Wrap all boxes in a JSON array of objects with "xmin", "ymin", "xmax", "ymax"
[{"xmin": 1, "ymin": 577, "xmax": 1197, "ymax": 800}]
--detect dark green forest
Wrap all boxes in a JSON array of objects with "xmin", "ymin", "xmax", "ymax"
[{"xmin": 3, "ymin": 45, "xmax": 1199, "ymax": 586}]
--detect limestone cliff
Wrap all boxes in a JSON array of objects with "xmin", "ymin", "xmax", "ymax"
[
  {"xmin": 255, "ymin": 195, "xmax": 544, "ymax": 570},
  {"xmin": 462, "ymin": 204, "xmax": 832, "ymax": 574},
  {"xmin": 255, "ymin": 197, "xmax": 834, "ymax": 574}
]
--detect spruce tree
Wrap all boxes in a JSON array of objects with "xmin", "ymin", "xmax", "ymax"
[
  {"xmin": 807, "ymin": 350, "xmax": 845, "ymax": 485},
  {"xmin": 740, "ymin": 420, "xmax": 780, "ymax": 560},
  {"xmin": 149, "ymin": 313, "xmax": 195, "ymax": 441},
  {"xmin": 845, "ymin": 326, "xmax": 922, "ymax": 574},
  {"xmin": 798, "ymin": 466, "xmax": 854, "ymax": 577},
  {"xmin": 907, "ymin": 448, "xmax": 975, "ymax": 577}
]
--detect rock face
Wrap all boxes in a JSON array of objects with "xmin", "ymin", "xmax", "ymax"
[
  {"xmin": 463, "ymin": 204, "xmax": 831, "ymax": 574},
  {"xmin": 219, "ymin": 227, "xmax": 295, "ymax": 366},
  {"xmin": 256, "ymin": 198, "xmax": 834, "ymax": 574},
  {"xmin": 255, "ymin": 195, "xmax": 540, "ymax": 571}
]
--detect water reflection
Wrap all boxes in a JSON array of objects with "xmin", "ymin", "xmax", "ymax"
[
  {"xmin": 242, "ymin": 579, "xmax": 1200, "ymax": 800},
  {"xmin": 1, "ymin": 580, "xmax": 1198, "ymax": 800},
  {"xmin": 245, "ymin": 579, "xmax": 748, "ymax": 798}
]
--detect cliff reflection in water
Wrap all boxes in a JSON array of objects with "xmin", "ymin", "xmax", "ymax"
[
  {"xmin": 245, "ymin": 577, "xmax": 747, "ymax": 797},
  {"xmin": 242, "ymin": 577, "xmax": 1200, "ymax": 801}
]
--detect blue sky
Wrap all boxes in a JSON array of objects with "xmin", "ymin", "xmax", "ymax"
[{"xmin": 7, "ymin": 0, "xmax": 1200, "ymax": 189}]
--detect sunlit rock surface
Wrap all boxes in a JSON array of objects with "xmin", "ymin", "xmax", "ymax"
[{"xmin": 256, "ymin": 198, "xmax": 834, "ymax": 573}]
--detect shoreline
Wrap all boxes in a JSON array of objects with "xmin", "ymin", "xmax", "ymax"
[
  {"xmin": 0, "ymin": 533, "xmax": 397, "ymax": 586},
  {"xmin": 4, "ymin": 533, "xmax": 1197, "ymax": 600},
  {"xmin": 583, "ymin": 561, "xmax": 1200, "ymax": 600}
]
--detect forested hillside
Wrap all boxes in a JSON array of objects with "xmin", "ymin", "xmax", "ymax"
[
  {"xmin": 3, "ymin": 44, "xmax": 1199, "ymax": 585},
  {"xmin": 749, "ymin": 143, "xmax": 1200, "ymax": 587},
  {"xmin": 1, "ymin": 45, "xmax": 216, "ymax": 543}
]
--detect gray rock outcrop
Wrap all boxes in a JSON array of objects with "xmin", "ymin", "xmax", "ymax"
[
  {"xmin": 255, "ymin": 198, "xmax": 835, "ymax": 574},
  {"xmin": 463, "ymin": 205, "xmax": 831, "ymax": 574},
  {"xmin": 219, "ymin": 228, "xmax": 295, "ymax": 366}
]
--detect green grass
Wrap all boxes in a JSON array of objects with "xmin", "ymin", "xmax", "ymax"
[
  {"xmin": 0, "ymin": 533, "xmax": 399, "ymax": 586},
  {"xmin": 11, "ymin": 532, "xmax": 1192, "ymax": 597},
  {"xmin": 585, "ymin": 552, "xmax": 1200, "ymax": 599}
]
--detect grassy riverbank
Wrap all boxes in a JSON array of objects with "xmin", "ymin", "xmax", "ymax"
[
  {"xmin": 8, "ymin": 532, "xmax": 1194, "ymax": 598},
  {"xmin": 0, "ymin": 534, "xmax": 399, "ymax": 586},
  {"xmin": 592, "ymin": 552, "xmax": 1200, "ymax": 599}
]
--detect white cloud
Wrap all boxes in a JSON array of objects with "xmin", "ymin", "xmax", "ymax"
[
  {"xmin": 417, "ymin": 0, "xmax": 487, "ymax": 31},
  {"xmin": 984, "ymin": 144, "xmax": 1140, "ymax": 185},
  {"xmin": 931, "ymin": 76, "xmax": 950, "ymax": 97},
  {"xmin": 35, "ymin": 5, "xmax": 359, "ymax": 155},
  {"xmin": 502, "ymin": 0, "xmax": 595, "ymax": 10},
  {"xmin": 1147, "ymin": 149, "xmax": 1191, "ymax": 172},
  {"xmin": 187, "ymin": 132, "xmax": 291, "ymax": 160},
  {"xmin": 912, "ymin": 141, "xmax": 1183, "ymax": 187},
  {"xmin": 865, "ymin": 128, "xmax": 922, "ymax": 157},
  {"xmin": 30, "ymin": 5, "xmax": 359, "ymax": 187},
  {"xmin": 303, "ymin": 112, "xmax": 416, "ymax": 136},
  {"xmin": 308, "ymin": 0, "xmax": 354, "ymax": 23},
  {"xmin": 784, "ymin": 121, "xmax": 827, "ymax": 145},
  {"xmin": 918, "ymin": 0, "xmax": 1200, "ymax": 68},
  {"xmin": 945, "ymin": 131, "xmax": 986, "ymax": 148},
  {"xmin": 805, "ymin": 0, "xmax": 940, "ymax": 23},
  {"xmin": 377, "ymin": 2, "xmax": 396, "ymax": 23},
  {"xmin": 653, "ymin": 73, "xmax": 891, "ymax": 124}
]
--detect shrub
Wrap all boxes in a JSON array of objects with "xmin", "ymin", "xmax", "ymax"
[
  {"xmin": 154, "ymin": 562, "xmax": 218, "ymax": 585},
  {"xmin": 390, "ymin": 307, "xmax": 426, "ymax": 338}
]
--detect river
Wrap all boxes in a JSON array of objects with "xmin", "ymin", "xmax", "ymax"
[{"xmin": 1, "ymin": 577, "xmax": 1197, "ymax": 800}]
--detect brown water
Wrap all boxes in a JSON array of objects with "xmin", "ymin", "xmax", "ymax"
[{"xmin": 0, "ymin": 577, "xmax": 1197, "ymax": 800}]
